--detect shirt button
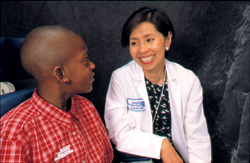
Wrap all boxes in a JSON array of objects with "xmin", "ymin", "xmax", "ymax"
[{"xmin": 72, "ymin": 131, "xmax": 77, "ymax": 136}]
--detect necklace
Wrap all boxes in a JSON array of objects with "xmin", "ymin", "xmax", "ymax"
[{"xmin": 152, "ymin": 70, "xmax": 166, "ymax": 124}]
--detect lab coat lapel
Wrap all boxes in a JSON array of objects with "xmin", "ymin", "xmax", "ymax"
[
  {"xmin": 132, "ymin": 62, "xmax": 153, "ymax": 132},
  {"xmin": 133, "ymin": 63, "xmax": 150, "ymax": 109},
  {"xmin": 137, "ymin": 80, "xmax": 149, "ymax": 108},
  {"xmin": 167, "ymin": 74, "xmax": 182, "ymax": 119},
  {"xmin": 166, "ymin": 60, "xmax": 184, "ymax": 146},
  {"xmin": 166, "ymin": 60, "xmax": 182, "ymax": 118}
]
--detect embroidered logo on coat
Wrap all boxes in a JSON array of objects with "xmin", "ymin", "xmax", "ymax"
[{"xmin": 127, "ymin": 98, "xmax": 146, "ymax": 112}]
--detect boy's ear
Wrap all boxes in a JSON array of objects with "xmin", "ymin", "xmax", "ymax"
[{"xmin": 54, "ymin": 66, "xmax": 70, "ymax": 83}]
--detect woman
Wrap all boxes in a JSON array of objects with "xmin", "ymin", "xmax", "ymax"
[{"xmin": 105, "ymin": 7, "xmax": 211, "ymax": 163}]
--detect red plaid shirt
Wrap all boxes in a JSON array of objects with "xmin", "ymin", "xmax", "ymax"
[{"xmin": 1, "ymin": 90, "xmax": 113, "ymax": 162}]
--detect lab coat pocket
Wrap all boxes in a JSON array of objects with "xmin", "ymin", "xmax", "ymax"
[{"xmin": 127, "ymin": 98, "xmax": 150, "ymax": 131}]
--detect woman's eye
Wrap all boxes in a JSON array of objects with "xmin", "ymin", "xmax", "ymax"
[
  {"xmin": 147, "ymin": 38, "xmax": 154, "ymax": 42},
  {"xmin": 130, "ymin": 42, "xmax": 137, "ymax": 46}
]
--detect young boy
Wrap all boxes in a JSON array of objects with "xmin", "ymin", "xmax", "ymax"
[{"xmin": 0, "ymin": 25, "xmax": 113, "ymax": 162}]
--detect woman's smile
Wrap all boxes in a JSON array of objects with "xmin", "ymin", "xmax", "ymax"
[{"xmin": 140, "ymin": 54, "xmax": 155, "ymax": 64}]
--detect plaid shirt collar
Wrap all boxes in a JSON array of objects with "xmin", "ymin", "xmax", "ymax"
[{"xmin": 30, "ymin": 89, "xmax": 79, "ymax": 131}]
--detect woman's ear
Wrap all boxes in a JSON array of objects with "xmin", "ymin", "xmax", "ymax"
[
  {"xmin": 165, "ymin": 31, "xmax": 173, "ymax": 50},
  {"xmin": 54, "ymin": 66, "xmax": 70, "ymax": 83}
]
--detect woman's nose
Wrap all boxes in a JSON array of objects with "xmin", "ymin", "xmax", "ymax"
[{"xmin": 139, "ymin": 42, "xmax": 149, "ymax": 54}]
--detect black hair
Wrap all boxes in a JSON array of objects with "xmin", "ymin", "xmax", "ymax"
[{"xmin": 121, "ymin": 7, "xmax": 175, "ymax": 47}]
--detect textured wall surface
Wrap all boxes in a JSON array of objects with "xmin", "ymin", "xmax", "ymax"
[{"xmin": 1, "ymin": 1, "xmax": 249, "ymax": 163}]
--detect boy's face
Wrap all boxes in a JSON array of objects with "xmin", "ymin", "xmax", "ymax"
[{"xmin": 65, "ymin": 35, "xmax": 95, "ymax": 94}]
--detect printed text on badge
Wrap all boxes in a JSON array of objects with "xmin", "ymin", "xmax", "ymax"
[{"xmin": 127, "ymin": 98, "xmax": 146, "ymax": 112}]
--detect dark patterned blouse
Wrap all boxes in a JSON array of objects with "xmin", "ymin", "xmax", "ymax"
[
  {"xmin": 145, "ymin": 77, "xmax": 173, "ymax": 144},
  {"xmin": 145, "ymin": 78, "xmax": 184, "ymax": 163}
]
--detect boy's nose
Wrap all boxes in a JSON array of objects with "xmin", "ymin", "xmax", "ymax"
[{"xmin": 90, "ymin": 61, "xmax": 95, "ymax": 70}]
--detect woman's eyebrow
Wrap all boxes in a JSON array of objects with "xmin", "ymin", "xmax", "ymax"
[{"xmin": 130, "ymin": 34, "xmax": 155, "ymax": 40}]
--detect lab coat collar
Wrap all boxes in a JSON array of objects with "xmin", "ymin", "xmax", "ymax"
[
  {"xmin": 165, "ymin": 59, "xmax": 177, "ymax": 81},
  {"xmin": 132, "ymin": 61, "xmax": 144, "ymax": 81},
  {"xmin": 131, "ymin": 59, "xmax": 177, "ymax": 82}
]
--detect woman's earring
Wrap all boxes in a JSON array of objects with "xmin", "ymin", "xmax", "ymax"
[{"xmin": 165, "ymin": 47, "xmax": 169, "ymax": 51}]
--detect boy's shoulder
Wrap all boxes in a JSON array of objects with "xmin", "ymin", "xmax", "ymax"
[
  {"xmin": 72, "ymin": 95, "xmax": 96, "ymax": 112},
  {"xmin": 1, "ymin": 98, "xmax": 38, "ymax": 139}
]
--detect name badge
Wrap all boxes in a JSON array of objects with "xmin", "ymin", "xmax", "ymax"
[
  {"xmin": 127, "ymin": 98, "xmax": 146, "ymax": 112},
  {"xmin": 55, "ymin": 145, "xmax": 73, "ymax": 162}
]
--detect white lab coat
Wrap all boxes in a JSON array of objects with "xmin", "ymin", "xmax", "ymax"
[{"xmin": 105, "ymin": 59, "xmax": 211, "ymax": 163}]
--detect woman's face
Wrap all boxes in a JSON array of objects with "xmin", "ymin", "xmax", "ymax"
[{"xmin": 129, "ymin": 22, "xmax": 169, "ymax": 73}]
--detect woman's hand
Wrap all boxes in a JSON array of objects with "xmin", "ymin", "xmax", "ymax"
[{"xmin": 160, "ymin": 139, "xmax": 183, "ymax": 163}]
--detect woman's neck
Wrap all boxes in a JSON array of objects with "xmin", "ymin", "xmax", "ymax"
[{"xmin": 144, "ymin": 66, "xmax": 166, "ymax": 85}]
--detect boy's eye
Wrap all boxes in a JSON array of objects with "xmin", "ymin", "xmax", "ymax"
[{"xmin": 83, "ymin": 57, "xmax": 90, "ymax": 64}]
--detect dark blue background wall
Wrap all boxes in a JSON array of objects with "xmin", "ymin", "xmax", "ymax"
[{"xmin": 1, "ymin": 1, "xmax": 249, "ymax": 163}]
